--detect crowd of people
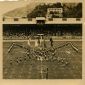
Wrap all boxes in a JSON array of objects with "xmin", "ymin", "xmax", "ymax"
[
  {"xmin": 8, "ymin": 38, "xmax": 79, "ymax": 68},
  {"xmin": 3, "ymin": 31, "xmax": 82, "ymax": 40},
  {"xmin": 5, "ymin": 37, "xmax": 81, "ymax": 79}
]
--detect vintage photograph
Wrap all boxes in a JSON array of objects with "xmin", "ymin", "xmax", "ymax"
[{"xmin": 3, "ymin": 2, "xmax": 82, "ymax": 79}]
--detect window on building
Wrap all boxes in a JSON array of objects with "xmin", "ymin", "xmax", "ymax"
[
  {"xmin": 62, "ymin": 18, "xmax": 67, "ymax": 21},
  {"xmin": 28, "ymin": 18, "xmax": 32, "ymax": 21},
  {"xmin": 14, "ymin": 18, "xmax": 18, "ymax": 21},
  {"xmin": 48, "ymin": 18, "xmax": 53, "ymax": 21},
  {"xmin": 76, "ymin": 18, "xmax": 81, "ymax": 21},
  {"xmin": 36, "ymin": 20, "xmax": 45, "ymax": 24},
  {"xmin": 50, "ymin": 11, "xmax": 54, "ymax": 14}
]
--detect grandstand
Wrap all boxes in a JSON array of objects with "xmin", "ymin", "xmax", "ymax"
[{"xmin": 3, "ymin": 24, "xmax": 82, "ymax": 40}]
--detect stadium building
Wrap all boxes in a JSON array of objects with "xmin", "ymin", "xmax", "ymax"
[
  {"xmin": 3, "ymin": 3, "xmax": 82, "ymax": 40},
  {"xmin": 46, "ymin": 3, "xmax": 63, "ymax": 18}
]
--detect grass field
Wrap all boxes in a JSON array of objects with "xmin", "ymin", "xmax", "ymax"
[{"xmin": 3, "ymin": 41, "xmax": 82, "ymax": 79}]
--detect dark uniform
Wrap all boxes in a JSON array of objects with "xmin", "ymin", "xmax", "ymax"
[{"xmin": 50, "ymin": 38, "xmax": 53, "ymax": 47}]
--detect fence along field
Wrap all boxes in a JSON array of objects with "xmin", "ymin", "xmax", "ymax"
[{"xmin": 3, "ymin": 40, "xmax": 82, "ymax": 79}]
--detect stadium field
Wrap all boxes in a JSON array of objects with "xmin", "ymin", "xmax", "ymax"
[{"xmin": 3, "ymin": 41, "xmax": 82, "ymax": 79}]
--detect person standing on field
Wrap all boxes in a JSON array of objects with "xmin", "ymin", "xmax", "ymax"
[{"xmin": 50, "ymin": 37, "xmax": 53, "ymax": 47}]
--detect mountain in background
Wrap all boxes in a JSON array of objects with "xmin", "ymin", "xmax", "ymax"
[
  {"xmin": 3, "ymin": 2, "xmax": 39, "ymax": 18},
  {"xmin": 3, "ymin": 3, "xmax": 82, "ymax": 18}
]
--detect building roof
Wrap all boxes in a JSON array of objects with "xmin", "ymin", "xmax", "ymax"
[{"xmin": 36, "ymin": 17, "xmax": 46, "ymax": 20}]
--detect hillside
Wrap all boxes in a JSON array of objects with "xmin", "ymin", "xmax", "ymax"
[
  {"xmin": 4, "ymin": 3, "xmax": 82, "ymax": 18},
  {"xmin": 3, "ymin": 3, "xmax": 39, "ymax": 18}
]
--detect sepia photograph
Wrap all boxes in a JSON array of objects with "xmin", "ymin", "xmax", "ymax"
[
  {"xmin": 2, "ymin": 2, "xmax": 82, "ymax": 79},
  {"xmin": 3, "ymin": 24, "xmax": 82, "ymax": 79}
]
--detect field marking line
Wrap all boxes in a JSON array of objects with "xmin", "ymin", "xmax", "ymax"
[{"xmin": 3, "ymin": 39, "xmax": 82, "ymax": 42}]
